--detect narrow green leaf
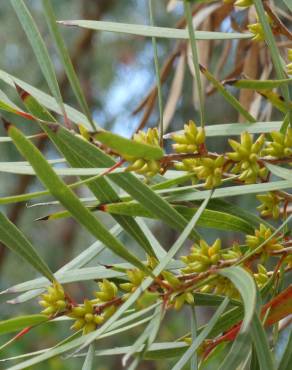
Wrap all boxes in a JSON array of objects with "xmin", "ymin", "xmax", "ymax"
[
  {"xmin": 190, "ymin": 305, "xmax": 198, "ymax": 370},
  {"xmin": 253, "ymin": 0, "xmax": 291, "ymax": 120},
  {"xmin": 8, "ymin": 125, "xmax": 150, "ymax": 274},
  {"xmin": 164, "ymin": 121, "xmax": 282, "ymax": 138},
  {"xmin": 10, "ymin": 0, "xmax": 67, "ymax": 124},
  {"xmin": 100, "ymin": 201, "xmax": 254, "ymax": 233},
  {"xmin": 266, "ymin": 163, "xmax": 292, "ymax": 181},
  {"xmin": 224, "ymin": 78, "xmax": 292, "ymax": 90},
  {"xmin": 278, "ymin": 329, "xmax": 292, "ymax": 370},
  {"xmin": 123, "ymin": 304, "xmax": 163, "ymax": 368},
  {"xmin": 58, "ymin": 20, "xmax": 252, "ymax": 40},
  {"xmin": 172, "ymin": 298, "xmax": 229, "ymax": 370},
  {"xmin": 148, "ymin": 0, "xmax": 164, "ymax": 142},
  {"xmin": 93, "ymin": 130, "xmax": 164, "ymax": 160},
  {"xmin": 166, "ymin": 180, "xmax": 292, "ymax": 202},
  {"xmin": 184, "ymin": 0, "xmax": 205, "ymax": 128},
  {"xmin": 0, "ymin": 315, "xmax": 47, "ymax": 336},
  {"xmin": 16, "ymin": 89, "xmax": 158, "ymax": 257},
  {"xmin": 0, "ymin": 69, "xmax": 98, "ymax": 130},
  {"xmin": 0, "ymin": 212, "xmax": 55, "ymax": 282},
  {"xmin": 41, "ymin": 0, "xmax": 95, "ymax": 130},
  {"xmin": 82, "ymin": 343, "xmax": 95, "ymax": 370},
  {"xmin": 218, "ymin": 266, "xmax": 257, "ymax": 370},
  {"xmin": 200, "ymin": 65, "xmax": 256, "ymax": 123},
  {"xmin": 250, "ymin": 314, "xmax": 275, "ymax": 370}
]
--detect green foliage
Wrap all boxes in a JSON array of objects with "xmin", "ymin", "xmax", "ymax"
[{"xmin": 0, "ymin": 1, "xmax": 291, "ymax": 369}]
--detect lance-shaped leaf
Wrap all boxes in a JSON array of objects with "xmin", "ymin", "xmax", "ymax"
[
  {"xmin": 250, "ymin": 314, "xmax": 275, "ymax": 370},
  {"xmin": 58, "ymin": 20, "xmax": 251, "ymax": 40},
  {"xmin": 259, "ymin": 90, "xmax": 292, "ymax": 113},
  {"xmin": 8, "ymin": 125, "xmax": 150, "ymax": 274},
  {"xmin": 199, "ymin": 64, "xmax": 256, "ymax": 123},
  {"xmin": 0, "ymin": 89, "xmax": 33, "ymax": 120},
  {"xmin": 98, "ymin": 202, "xmax": 254, "ymax": 233},
  {"xmin": 224, "ymin": 78, "xmax": 292, "ymax": 90},
  {"xmin": 217, "ymin": 266, "xmax": 257, "ymax": 370},
  {"xmin": 35, "ymin": 201, "xmax": 254, "ymax": 234},
  {"xmin": 0, "ymin": 212, "xmax": 55, "ymax": 282},
  {"xmin": 17, "ymin": 87, "xmax": 157, "ymax": 257},
  {"xmin": 0, "ymin": 69, "xmax": 97, "ymax": 130},
  {"xmin": 0, "ymin": 315, "xmax": 47, "ymax": 336},
  {"xmin": 41, "ymin": 0, "xmax": 95, "ymax": 130},
  {"xmin": 92, "ymin": 130, "xmax": 164, "ymax": 160},
  {"xmin": 10, "ymin": 0, "xmax": 68, "ymax": 124}
]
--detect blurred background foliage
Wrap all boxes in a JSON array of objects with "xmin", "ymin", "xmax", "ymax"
[{"xmin": 0, "ymin": 0, "xmax": 291, "ymax": 368}]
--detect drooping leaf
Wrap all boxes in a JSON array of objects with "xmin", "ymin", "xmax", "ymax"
[
  {"xmin": 17, "ymin": 88, "xmax": 159, "ymax": 257},
  {"xmin": 8, "ymin": 125, "xmax": 150, "ymax": 274}
]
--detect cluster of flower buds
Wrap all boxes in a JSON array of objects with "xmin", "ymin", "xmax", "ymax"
[
  {"xmin": 94, "ymin": 279, "xmax": 118, "ymax": 303},
  {"xmin": 246, "ymin": 224, "xmax": 283, "ymax": 255},
  {"xmin": 262, "ymin": 128, "xmax": 292, "ymax": 159},
  {"xmin": 287, "ymin": 49, "xmax": 292, "ymax": 75},
  {"xmin": 181, "ymin": 239, "xmax": 222, "ymax": 273},
  {"xmin": 69, "ymin": 299, "xmax": 104, "ymax": 335},
  {"xmin": 227, "ymin": 132, "xmax": 267, "ymax": 183},
  {"xmin": 221, "ymin": 243, "xmax": 242, "ymax": 260},
  {"xmin": 256, "ymin": 192, "xmax": 284, "ymax": 219},
  {"xmin": 253, "ymin": 264, "xmax": 269, "ymax": 289},
  {"xmin": 120, "ymin": 268, "xmax": 145, "ymax": 293},
  {"xmin": 172, "ymin": 120, "xmax": 205, "ymax": 154},
  {"xmin": 174, "ymin": 158, "xmax": 199, "ymax": 184},
  {"xmin": 200, "ymin": 275, "xmax": 239, "ymax": 299},
  {"xmin": 126, "ymin": 128, "xmax": 161, "ymax": 177},
  {"xmin": 192, "ymin": 156, "xmax": 225, "ymax": 189},
  {"xmin": 39, "ymin": 281, "xmax": 68, "ymax": 317},
  {"xmin": 69, "ymin": 279, "xmax": 119, "ymax": 335},
  {"xmin": 162, "ymin": 271, "xmax": 194, "ymax": 310},
  {"xmin": 171, "ymin": 291, "xmax": 195, "ymax": 310},
  {"xmin": 175, "ymin": 156, "xmax": 224, "ymax": 189}
]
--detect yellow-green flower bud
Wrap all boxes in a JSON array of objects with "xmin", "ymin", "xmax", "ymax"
[
  {"xmin": 227, "ymin": 132, "xmax": 267, "ymax": 183},
  {"xmin": 246, "ymin": 224, "xmax": 283, "ymax": 254},
  {"xmin": 172, "ymin": 120, "xmax": 205, "ymax": 154},
  {"xmin": 262, "ymin": 128, "xmax": 292, "ymax": 159},
  {"xmin": 125, "ymin": 128, "xmax": 161, "ymax": 177},
  {"xmin": 120, "ymin": 269, "xmax": 145, "ymax": 292},
  {"xmin": 39, "ymin": 281, "xmax": 68, "ymax": 317},
  {"xmin": 256, "ymin": 192, "xmax": 283, "ymax": 219},
  {"xmin": 172, "ymin": 292, "xmax": 194, "ymax": 311},
  {"xmin": 95, "ymin": 279, "xmax": 118, "ymax": 302},
  {"xmin": 190, "ymin": 156, "xmax": 225, "ymax": 189},
  {"xmin": 254, "ymin": 264, "xmax": 269, "ymax": 288},
  {"xmin": 69, "ymin": 299, "xmax": 105, "ymax": 335},
  {"xmin": 162, "ymin": 271, "xmax": 181, "ymax": 289},
  {"xmin": 181, "ymin": 239, "xmax": 222, "ymax": 273}
]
